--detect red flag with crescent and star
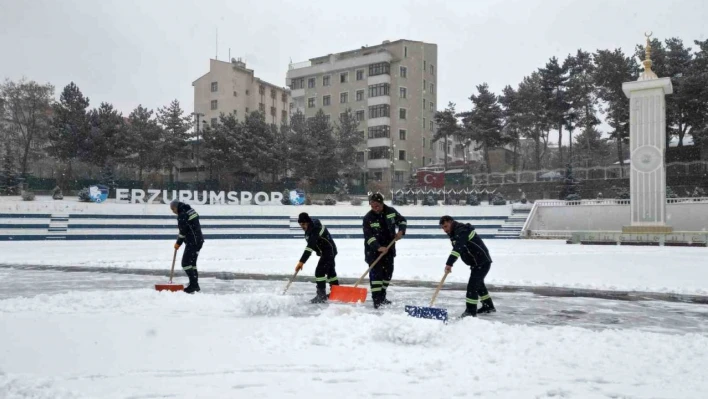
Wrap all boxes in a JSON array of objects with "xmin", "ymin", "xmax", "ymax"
[{"xmin": 417, "ymin": 171, "xmax": 444, "ymax": 188}]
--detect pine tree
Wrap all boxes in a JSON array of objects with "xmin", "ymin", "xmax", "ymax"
[
  {"xmin": 0, "ymin": 144, "xmax": 19, "ymax": 195},
  {"xmin": 242, "ymin": 110, "xmax": 274, "ymax": 179},
  {"xmin": 86, "ymin": 102, "xmax": 128, "ymax": 168},
  {"xmin": 565, "ymin": 50, "xmax": 600, "ymax": 166},
  {"xmin": 335, "ymin": 108, "xmax": 363, "ymax": 181},
  {"xmin": 539, "ymin": 57, "xmax": 571, "ymax": 167},
  {"xmin": 499, "ymin": 86, "xmax": 522, "ymax": 171},
  {"xmin": 433, "ymin": 102, "xmax": 461, "ymax": 172},
  {"xmin": 516, "ymin": 73, "xmax": 551, "ymax": 170},
  {"xmin": 0, "ymin": 79, "xmax": 54, "ymax": 177},
  {"xmin": 156, "ymin": 100, "xmax": 191, "ymax": 183},
  {"xmin": 573, "ymin": 128, "xmax": 611, "ymax": 167},
  {"xmin": 49, "ymin": 82, "xmax": 90, "ymax": 186},
  {"xmin": 201, "ymin": 113, "xmax": 243, "ymax": 186},
  {"xmin": 288, "ymin": 110, "xmax": 317, "ymax": 180},
  {"xmin": 127, "ymin": 105, "xmax": 162, "ymax": 181},
  {"xmin": 594, "ymin": 48, "xmax": 639, "ymax": 166},
  {"xmin": 458, "ymin": 84, "xmax": 505, "ymax": 173},
  {"xmin": 307, "ymin": 109, "xmax": 338, "ymax": 182}
]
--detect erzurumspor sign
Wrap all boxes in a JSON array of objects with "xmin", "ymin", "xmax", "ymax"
[{"xmin": 117, "ymin": 189, "xmax": 284, "ymax": 205}]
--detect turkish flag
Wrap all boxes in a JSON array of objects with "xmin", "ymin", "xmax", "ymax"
[{"xmin": 417, "ymin": 171, "xmax": 444, "ymax": 188}]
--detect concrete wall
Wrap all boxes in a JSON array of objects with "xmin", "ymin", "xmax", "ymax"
[{"xmin": 524, "ymin": 200, "xmax": 708, "ymax": 233}]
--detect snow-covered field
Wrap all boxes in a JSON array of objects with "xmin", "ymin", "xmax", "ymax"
[
  {"xmin": 2, "ymin": 272, "xmax": 708, "ymax": 399},
  {"xmin": 1, "ymin": 238, "xmax": 706, "ymax": 295}
]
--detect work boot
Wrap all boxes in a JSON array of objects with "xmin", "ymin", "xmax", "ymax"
[
  {"xmin": 478, "ymin": 297, "xmax": 496, "ymax": 314},
  {"xmin": 310, "ymin": 288, "xmax": 328, "ymax": 304},
  {"xmin": 380, "ymin": 291, "xmax": 392, "ymax": 306},
  {"xmin": 183, "ymin": 270, "xmax": 200, "ymax": 294},
  {"xmin": 372, "ymin": 291, "xmax": 385, "ymax": 309},
  {"xmin": 459, "ymin": 303, "xmax": 477, "ymax": 318}
]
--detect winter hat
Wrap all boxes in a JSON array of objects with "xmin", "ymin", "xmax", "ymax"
[
  {"xmin": 369, "ymin": 193, "xmax": 384, "ymax": 204},
  {"xmin": 169, "ymin": 199, "xmax": 180, "ymax": 208},
  {"xmin": 297, "ymin": 212, "xmax": 312, "ymax": 224}
]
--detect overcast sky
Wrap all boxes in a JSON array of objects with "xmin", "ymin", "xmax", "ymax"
[{"xmin": 2, "ymin": 0, "xmax": 706, "ymax": 144}]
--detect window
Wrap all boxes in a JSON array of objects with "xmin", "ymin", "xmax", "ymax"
[
  {"xmin": 356, "ymin": 110, "xmax": 365, "ymax": 121},
  {"xmin": 422, "ymin": 156, "xmax": 425, "ymax": 165},
  {"xmin": 430, "ymin": 140, "xmax": 433, "ymax": 149},
  {"xmin": 323, "ymin": 75, "xmax": 331, "ymax": 86},
  {"xmin": 233, "ymin": 91, "xmax": 238, "ymax": 97},
  {"xmin": 356, "ymin": 152, "xmax": 365, "ymax": 163},
  {"xmin": 210, "ymin": 100, "xmax": 218, "ymax": 110},
  {"xmin": 368, "ymin": 62, "xmax": 390, "ymax": 76},
  {"xmin": 423, "ymin": 98, "xmax": 426, "ymax": 109},
  {"xmin": 399, "ymin": 87, "xmax": 407, "ymax": 98},
  {"xmin": 430, "ymin": 83, "xmax": 435, "ymax": 94},
  {"xmin": 423, "ymin": 117, "xmax": 426, "ymax": 128},
  {"xmin": 271, "ymin": 89, "xmax": 276, "ymax": 99},
  {"xmin": 282, "ymin": 110, "xmax": 287, "ymax": 122},
  {"xmin": 399, "ymin": 150, "xmax": 406, "ymax": 161},
  {"xmin": 211, "ymin": 82, "xmax": 218, "ymax": 92},
  {"xmin": 423, "ymin": 79, "xmax": 427, "ymax": 91},
  {"xmin": 308, "ymin": 78, "xmax": 316, "ymax": 88},
  {"xmin": 259, "ymin": 103, "xmax": 265, "ymax": 112},
  {"xmin": 369, "ymin": 146, "xmax": 390, "ymax": 159},
  {"xmin": 395, "ymin": 171, "xmax": 405, "ymax": 182},
  {"xmin": 308, "ymin": 97, "xmax": 315, "ymax": 108},
  {"xmin": 399, "ymin": 129, "xmax": 407, "ymax": 140},
  {"xmin": 323, "ymin": 95, "xmax": 331, "ymax": 106},
  {"xmin": 423, "ymin": 60, "xmax": 427, "ymax": 71},
  {"xmin": 404, "ymin": 46, "xmax": 408, "ymax": 58},
  {"xmin": 324, "ymin": 115, "xmax": 331, "ymax": 123},
  {"xmin": 340, "ymin": 92, "xmax": 348, "ymax": 104},
  {"xmin": 340, "ymin": 72, "xmax": 348, "ymax": 83},
  {"xmin": 245, "ymin": 107, "xmax": 249, "ymax": 114},
  {"xmin": 430, "ymin": 65, "xmax": 435, "ymax": 75},
  {"xmin": 368, "ymin": 125, "xmax": 390, "ymax": 138},
  {"xmin": 282, "ymin": 93, "xmax": 288, "ymax": 102},
  {"xmin": 423, "ymin": 137, "xmax": 426, "ymax": 148},
  {"xmin": 246, "ymin": 89, "xmax": 250, "ymax": 95},
  {"xmin": 368, "ymin": 104, "xmax": 390, "ymax": 119},
  {"xmin": 399, "ymin": 108, "xmax": 407, "ymax": 120},
  {"xmin": 400, "ymin": 66, "xmax": 407, "ymax": 78},
  {"xmin": 340, "ymin": 112, "xmax": 347, "ymax": 121},
  {"xmin": 210, "ymin": 118, "xmax": 218, "ymax": 127},
  {"xmin": 430, "ymin": 102, "xmax": 434, "ymax": 110},
  {"xmin": 368, "ymin": 83, "xmax": 390, "ymax": 98},
  {"xmin": 356, "ymin": 90, "xmax": 364, "ymax": 101},
  {"xmin": 356, "ymin": 69, "xmax": 365, "ymax": 81},
  {"xmin": 359, "ymin": 130, "xmax": 366, "ymax": 140},
  {"xmin": 430, "ymin": 121, "xmax": 434, "ymax": 132},
  {"xmin": 268, "ymin": 106, "xmax": 275, "ymax": 116},
  {"xmin": 259, "ymin": 85, "xmax": 265, "ymax": 95}
]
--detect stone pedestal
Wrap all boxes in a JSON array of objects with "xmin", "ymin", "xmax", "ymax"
[{"xmin": 622, "ymin": 77, "xmax": 673, "ymax": 232}]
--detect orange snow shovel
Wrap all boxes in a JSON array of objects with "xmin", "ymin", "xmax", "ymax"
[
  {"xmin": 329, "ymin": 240, "xmax": 397, "ymax": 303},
  {"xmin": 155, "ymin": 248, "xmax": 184, "ymax": 292}
]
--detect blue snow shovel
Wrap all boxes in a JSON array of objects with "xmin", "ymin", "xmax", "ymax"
[{"xmin": 405, "ymin": 271, "xmax": 450, "ymax": 322}]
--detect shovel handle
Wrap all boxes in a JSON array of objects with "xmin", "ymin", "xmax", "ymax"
[
  {"xmin": 282, "ymin": 269, "xmax": 299, "ymax": 295},
  {"xmin": 169, "ymin": 247, "xmax": 178, "ymax": 284},
  {"xmin": 354, "ymin": 239, "xmax": 398, "ymax": 288},
  {"xmin": 429, "ymin": 271, "xmax": 450, "ymax": 307}
]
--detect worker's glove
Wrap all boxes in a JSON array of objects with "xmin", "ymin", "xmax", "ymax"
[
  {"xmin": 174, "ymin": 243, "xmax": 181, "ymax": 250},
  {"xmin": 295, "ymin": 262, "xmax": 304, "ymax": 272}
]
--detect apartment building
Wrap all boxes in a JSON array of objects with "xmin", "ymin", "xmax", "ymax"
[
  {"xmin": 286, "ymin": 39, "xmax": 437, "ymax": 187},
  {"xmin": 193, "ymin": 58, "xmax": 291, "ymax": 128}
]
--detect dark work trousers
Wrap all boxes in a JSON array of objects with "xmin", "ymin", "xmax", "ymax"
[
  {"xmin": 314, "ymin": 256, "xmax": 338, "ymax": 290},
  {"xmin": 465, "ymin": 262, "xmax": 491, "ymax": 308},
  {"xmin": 369, "ymin": 252, "xmax": 394, "ymax": 302},
  {"xmin": 182, "ymin": 244, "xmax": 201, "ymax": 272}
]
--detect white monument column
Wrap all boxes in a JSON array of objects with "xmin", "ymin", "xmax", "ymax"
[{"xmin": 622, "ymin": 33, "xmax": 673, "ymax": 233}]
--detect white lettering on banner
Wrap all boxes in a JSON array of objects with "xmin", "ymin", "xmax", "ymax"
[
  {"xmin": 210, "ymin": 191, "xmax": 226, "ymax": 205},
  {"xmin": 116, "ymin": 188, "xmax": 286, "ymax": 205},
  {"xmin": 241, "ymin": 192, "xmax": 253, "ymax": 204},
  {"xmin": 147, "ymin": 189, "xmax": 160, "ymax": 204},
  {"xmin": 254, "ymin": 192, "xmax": 269, "ymax": 205},
  {"xmin": 227, "ymin": 191, "xmax": 240, "ymax": 204},
  {"xmin": 193, "ymin": 191, "xmax": 207, "ymax": 205},
  {"xmin": 116, "ymin": 189, "xmax": 129, "ymax": 202},
  {"xmin": 178, "ymin": 190, "xmax": 192, "ymax": 203},
  {"xmin": 131, "ymin": 189, "xmax": 146, "ymax": 204},
  {"xmin": 162, "ymin": 190, "xmax": 177, "ymax": 204}
]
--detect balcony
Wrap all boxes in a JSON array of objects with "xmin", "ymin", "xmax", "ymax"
[
  {"xmin": 368, "ymin": 137, "xmax": 391, "ymax": 148},
  {"xmin": 367, "ymin": 74, "xmax": 391, "ymax": 85},
  {"xmin": 367, "ymin": 96, "xmax": 390, "ymax": 106},
  {"xmin": 368, "ymin": 117, "xmax": 390, "ymax": 126},
  {"xmin": 286, "ymin": 51, "xmax": 393, "ymax": 80},
  {"xmin": 367, "ymin": 159, "xmax": 390, "ymax": 169},
  {"xmin": 290, "ymin": 88, "xmax": 305, "ymax": 98}
]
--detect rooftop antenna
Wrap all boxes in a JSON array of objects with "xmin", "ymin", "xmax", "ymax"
[
  {"xmin": 229, "ymin": 47, "xmax": 231, "ymax": 61},
  {"xmin": 215, "ymin": 28, "xmax": 218, "ymax": 60}
]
